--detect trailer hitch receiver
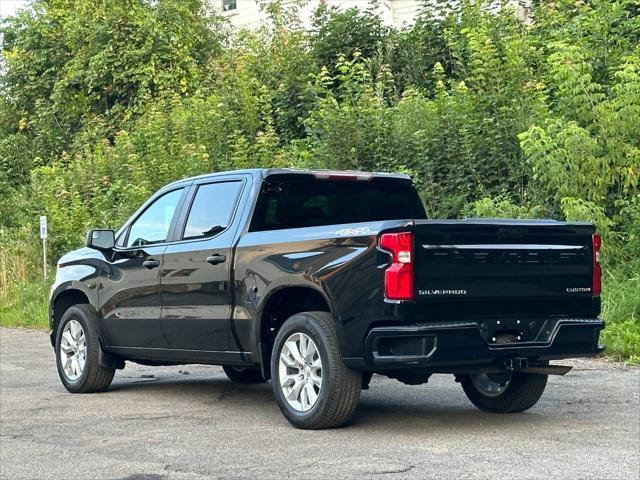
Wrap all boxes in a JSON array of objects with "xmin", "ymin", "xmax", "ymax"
[{"xmin": 505, "ymin": 358, "xmax": 528, "ymax": 370}]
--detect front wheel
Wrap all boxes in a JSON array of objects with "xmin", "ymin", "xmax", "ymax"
[
  {"xmin": 55, "ymin": 304, "xmax": 115, "ymax": 393},
  {"xmin": 460, "ymin": 371, "xmax": 548, "ymax": 413},
  {"xmin": 271, "ymin": 311, "xmax": 362, "ymax": 429}
]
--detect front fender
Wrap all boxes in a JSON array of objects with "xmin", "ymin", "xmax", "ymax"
[{"xmin": 49, "ymin": 251, "xmax": 103, "ymax": 342}]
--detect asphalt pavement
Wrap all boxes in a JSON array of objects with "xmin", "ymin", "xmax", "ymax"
[{"xmin": 1, "ymin": 327, "xmax": 638, "ymax": 480}]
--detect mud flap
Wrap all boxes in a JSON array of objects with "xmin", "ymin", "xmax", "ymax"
[{"xmin": 99, "ymin": 344, "xmax": 125, "ymax": 370}]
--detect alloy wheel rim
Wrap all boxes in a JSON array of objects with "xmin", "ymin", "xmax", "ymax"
[
  {"xmin": 470, "ymin": 372, "xmax": 512, "ymax": 397},
  {"xmin": 278, "ymin": 332, "xmax": 322, "ymax": 412},
  {"xmin": 59, "ymin": 319, "xmax": 86, "ymax": 381}
]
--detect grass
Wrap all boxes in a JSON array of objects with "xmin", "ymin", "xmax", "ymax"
[
  {"xmin": 1, "ymin": 268, "xmax": 638, "ymax": 364},
  {"xmin": 0, "ymin": 246, "xmax": 50, "ymax": 329},
  {"xmin": 0, "ymin": 276, "xmax": 50, "ymax": 329},
  {"xmin": 600, "ymin": 270, "xmax": 640, "ymax": 365}
]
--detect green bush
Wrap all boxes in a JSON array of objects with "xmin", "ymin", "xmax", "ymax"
[{"xmin": 601, "ymin": 271, "xmax": 640, "ymax": 364}]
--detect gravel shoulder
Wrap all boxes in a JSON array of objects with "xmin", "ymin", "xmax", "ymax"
[{"xmin": 1, "ymin": 327, "xmax": 639, "ymax": 480}]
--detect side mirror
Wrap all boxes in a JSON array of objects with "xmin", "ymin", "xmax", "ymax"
[{"xmin": 86, "ymin": 229, "xmax": 115, "ymax": 251}]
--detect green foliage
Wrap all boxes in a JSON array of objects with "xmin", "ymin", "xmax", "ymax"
[
  {"xmin": 519, "ymin": 46, "xmax": 640, "ymax": 264},
  {"xmin": 600, "ymin": 271, "xmax": 640, "ymax": 364},
  {"xmin": 237, "ymin": 25, "xmax": 316, "ymax": 142},
  {"xmin": 0, "ymin": 0, "xmax": 638, "ymax": 360},
  {"xmin": 0, "ymin": 0, "xmax": 225, "ymax": 190},
  {"xmin": 311, "ymin": 2, "xmax": 389, "ymax": 75},
  {"xmin": 462, "ymin": 193, "xmax": 545, "ymax": 219},
  {"xmin": 390, "ymin": 4, "xmax": 453, "ymax": 94},
  {"xmin": 0, "ymin": 277, "xmax": 50, "ymax": 329}
]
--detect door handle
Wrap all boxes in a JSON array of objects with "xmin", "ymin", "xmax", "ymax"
[
  {"xmin": 142, "ymin": 259, "xmax": 160, "ymax": 269},
  {"xmin": 206, "ymin": 254, "xmax": 226, "ymax": 265}
]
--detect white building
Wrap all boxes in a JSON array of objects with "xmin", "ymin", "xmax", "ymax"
[
  {"xmin": 216, "ymin": 1, "xmax": 426, "ymax": 30},
  {"xmin": 215, "ymin": 1, "xmax": 532, "ymax": 30}
]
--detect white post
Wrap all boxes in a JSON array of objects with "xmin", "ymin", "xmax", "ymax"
[
  {"xmin": 40, "ymin": 216, "xmax": 48, "ymax": 278},
  {"xmin": 43, "ymin": 237, "xmax": 47, "ymax": 278}
]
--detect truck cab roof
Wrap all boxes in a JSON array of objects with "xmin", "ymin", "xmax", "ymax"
[{"xmin": 163, "ymin": 168, "xmax": 412, "ymax": 190}]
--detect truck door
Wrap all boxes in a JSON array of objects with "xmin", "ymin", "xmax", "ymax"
[
  {"xmin": 100, "ymin": 187, "xmax": 186, "ymax": 348},
  {"xmin": 160, "ymin": 177, "xmax": 247, "ymax": 351}
]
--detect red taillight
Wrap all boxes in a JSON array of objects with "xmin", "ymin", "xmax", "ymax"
[
  {"xmin": 592, "ymin": 233, "xmax": 602, "ymax": 297},
  {"xmin": 379, "ymin": 232, "xmax": 414, "ymax": 300}
]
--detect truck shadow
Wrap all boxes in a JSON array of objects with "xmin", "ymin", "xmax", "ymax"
[
  {"xmin": 108, "ymin": 374, "xmax": 274, "ymax": 402},
  {"xmin": 105, "ymin": 372, "xmax": 556, "ymax": 433},
  {"xmin": 351, "ymin": 399, "xmax": 552, "ymax": 433}
]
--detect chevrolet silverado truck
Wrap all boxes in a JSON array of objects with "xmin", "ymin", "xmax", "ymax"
[{"xmin": 49, "ymin": 169, "xmax": 605, "ymax": 429}]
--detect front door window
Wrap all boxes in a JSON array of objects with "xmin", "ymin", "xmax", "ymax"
[{"xmin": 126, "ymin": 189, "xmax": 183, "ymax": 247}]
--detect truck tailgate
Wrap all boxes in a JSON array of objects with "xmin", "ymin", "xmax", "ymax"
[{"xmin": 412, "ymin": 219, "xmax": 598, "ymax": 319}]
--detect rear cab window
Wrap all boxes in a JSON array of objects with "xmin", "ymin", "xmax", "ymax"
[{"xmin": 249, "ymin": 175, "xmax": 426, "ymax": 231}]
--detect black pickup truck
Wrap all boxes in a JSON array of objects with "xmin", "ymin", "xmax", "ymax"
[{"xmin": 49, "ymin": 169, "xmax": 604, "ymax": 429}]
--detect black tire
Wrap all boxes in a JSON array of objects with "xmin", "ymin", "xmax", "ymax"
[
  {"xmin": 271, "ymin": 311, "xmax": 362, "ymax": 430},
  {"xmin": 55, "ymin": 304, "xmax": 115, "ymax": 393},
  {"xmin": 222, "ymin": 365, "xmax": 266, "ymax": 383},
  {"xmin": 460, "ymin": 371, "xmax": 548, "ymax": 413}
]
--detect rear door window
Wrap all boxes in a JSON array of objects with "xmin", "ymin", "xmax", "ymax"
[{"xmin": 182, "ymin": 181, "xmax": 243, "ymax": 240}]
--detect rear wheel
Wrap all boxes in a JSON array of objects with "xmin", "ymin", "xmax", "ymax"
[
  {"xmin": 460, "ymin": 371, "xmax": 548, "ymax": 413},
  {"xmin": 222, "ymin": 365, "xmax": 265, "ymax": 383},
  {"xmin": 55, "ymin": 304, "xmax": 115, "ymax": 393},
  {"xmin": 271, "ymin": 311, "xmax": 361, "ymax": 429}
]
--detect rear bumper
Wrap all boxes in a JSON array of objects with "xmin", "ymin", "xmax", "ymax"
[{"xmin": 344, "ymin": 318, "xmax": 604, "ymax": 371}]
